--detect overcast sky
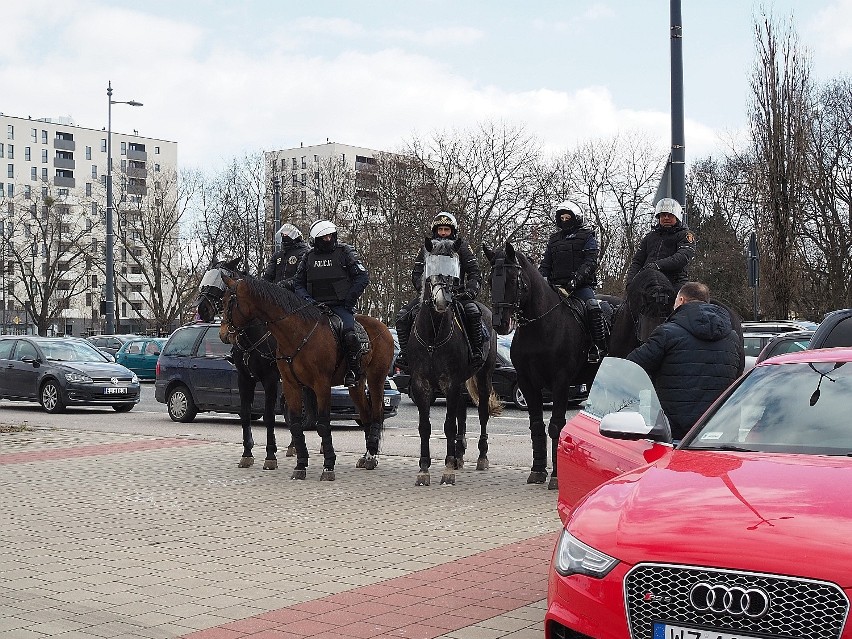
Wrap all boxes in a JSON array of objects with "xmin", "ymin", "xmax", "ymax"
[{"xmin": 3, "ymin": 1, "xmax": 850, "ymax": 171}]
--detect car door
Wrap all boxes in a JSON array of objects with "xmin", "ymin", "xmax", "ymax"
[
  {"xmin": 0, "ymin": 338, "xmax": 16, "ymax": 396},
  {"xmin": 188, "ymin": 327, "xmax": 235, "ymax": 409},
  {"xmin": 120, "ymin": 340, "xmax": 145, "ymax": 376},
  {"xmin": 6, "ymin": 339, "xmax": 42, "ymax": 400}
]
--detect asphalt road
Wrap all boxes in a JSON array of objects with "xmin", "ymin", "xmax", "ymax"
[{"xmin": 0, "ymin": 381, "xmax": 581, "ymax": 472}]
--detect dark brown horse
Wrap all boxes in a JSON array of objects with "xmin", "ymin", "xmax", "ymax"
[{"xmin": 220, "ymin": 273, "xmax": 395, "ymax": 480}]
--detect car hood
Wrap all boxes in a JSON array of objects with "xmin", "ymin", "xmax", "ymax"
[
  {"xmin": 569, "ymin": 451, "xmax": 852, "ymax": 586},
  {"xmin": 55, "ymin": 362, "xmax": 136, "ymax": 378}
]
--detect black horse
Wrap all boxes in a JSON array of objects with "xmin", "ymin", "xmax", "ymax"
[
  {"xmin": 484, "ymin": 242, "xmax": 600, "ymax": 489},
  {"xmin": 196, "ymin": 258, "xmax": 293, "ymax": 469},
  {"xmin": 408, "ymin": 238, "xmax": 501, "ymax": 487},
  {"xmin": 609, "ymin": 268, "xmax": 745, "ymax": 374}
]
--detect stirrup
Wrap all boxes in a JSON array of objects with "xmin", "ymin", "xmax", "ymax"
[{"xmin": 344, "ymin": 369, "xmax": 357, "ymax": 387}]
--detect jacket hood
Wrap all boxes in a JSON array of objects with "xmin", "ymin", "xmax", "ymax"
[
  {"xmin": 569, "ymin": 452, "xmax": 852, "ymax": 586},
  {"xmin": 671, "ymin": 302, "xmax": 732, "ymax": 342}
]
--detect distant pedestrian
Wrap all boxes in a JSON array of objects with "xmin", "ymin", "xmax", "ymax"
[{"xmin": 626, "ymin": 281, "xmax": 741, "ymax": 440}]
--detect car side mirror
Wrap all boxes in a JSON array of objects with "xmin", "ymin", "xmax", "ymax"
[
  {"xmin": 600, "ymin": 411, "xmax": 672, "ymax": 443},
  {"xmin": 21, "ymin": 357, "xmax": 41, "ymax": 367}
]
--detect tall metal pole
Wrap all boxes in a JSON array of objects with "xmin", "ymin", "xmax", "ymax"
[
  {"xmin": 670, "ymin": 0, "xmax": 686, "ymax": 225},
  {"xmin": 105, "ymin": 82, "xmax": 115, "ymax": 334},
  {"xmin": 272, "ymin": 176, "xmax": 281, "ymax": 252}
]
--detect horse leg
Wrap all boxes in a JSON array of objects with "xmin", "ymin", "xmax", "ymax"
[
  {"xmin": 475, "ymin": 367, "xmax": 491, "ymax": 471},
  {"xmin": 441, "ymin": 385, "xmax": 464, "ymax": 485},
  {"xmin": 260, "ymin": 374, "xmax": 279, "ymax": 470},
  {"xmin": 547, "ymin": 392, "xmax": 572, "ymax": 491},
  {"xmin": 237, "ymin": 371, "xmax": 256, "ymax": 468},
  {"xmin": 314, "ymin": 389, "xmax": 336, "ymax": 481},
  {"xmin": 411, "ymin": 379, "xmax": 433, "ymax": 486},
  {"xmin": 282, "ymin": 387, "xmax": 308, "ymax": 480},
  {"xmin": 282, "ymin": 396, "xmax": 296, "ymax": 457},
  {"xmin": 522, "ymin": 379, "xmax": 548, "ymax": 484},
  {"xmin": 349, "ymin": 379, "xmax": 380, "ymax": 471},
  {"xmin": 453, "ymin": 386, "xmax": 468, "ymax": 470}
]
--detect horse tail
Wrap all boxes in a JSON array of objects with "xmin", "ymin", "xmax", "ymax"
[{"xmin": 465, "ymin": 377, "xmax": 504, "ymax": 416}]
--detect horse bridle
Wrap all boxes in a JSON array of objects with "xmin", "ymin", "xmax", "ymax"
[
  {"xmin": 491, "ymin": 254, "xmax": 563, "ymax": 327},
  {"xmin": 413, "ymin": 275, "xmax": 457, "ymax": 351}
]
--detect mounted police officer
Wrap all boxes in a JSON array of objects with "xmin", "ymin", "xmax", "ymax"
[
  {"xmin": 625, "ymin": 197, "xmax": 696, "ymax": 289},
  {"xmin": 395, "ymin": 211, "xmax": 484, "ymax": 370},
  {"xmin": 538, "ymin": 199, "xmax": 606, "ymax": 363},
  {"xmin": 294, "ymin": 220, "xmax": 369, "ymax": 387},
  {"xmin": 261, "ymin": 223, "xmax": 309, "ymax": 289}
]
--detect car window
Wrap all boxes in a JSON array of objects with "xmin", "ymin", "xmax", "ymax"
[
  {"xmin": 770, "ymin": 337, "xmax": 810, "ymax": 357},
  {"xmin": 583, "ymin": 358, "xmax": 665, "ymax": 428},
  {"xmin": 145, "ymin": 341, "xmax": 162, "ymax": 355},
  {"xmin": 127, "ymin": 342, "xmax": 142, "ymax": 354},
  {"xmin": 163, "ymin": 327, "xmax": 204, "ymax": 357},
  {"xmin": 15, "ymin": 340, "xmax": 38, "ymax": 361},
  {"xmin": 821, "ymin": 316, "xmax": 852, "ymax": 348},
  {"xmin": 0, "ymin": 339, "xmax": 14, "ymax": 360},
  {"xmin": 743, "ymin": 336, "xmax": 769, "ymax": 358},
  {"xmin": 200, "ymin": 327, "xmax": 232, "ymax": 357},
  {"xmin": 688, "ymin": 361, "xmax": 852, "ymax": 455},
  {"xmin": 41, "ymin": 340, "xmax": 108, "ymax": 362}
]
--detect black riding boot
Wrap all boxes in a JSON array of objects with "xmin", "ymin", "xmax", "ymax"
[
  {"xmin": 586, "ymin": 298, "xmax": 607, "ymax": 363},
  {"xmin": 343, "ymin": 329, "xmax": 361, "ymax": 387},
  {"xmin": 464, "ymin": 303, "xmax": 484, "ymax": 370},
  {"xmin": 394, "ymin": 304, "xmax": 415, "ymax": 368}
]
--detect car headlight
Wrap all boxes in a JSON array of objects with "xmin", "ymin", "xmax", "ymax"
[
  {"xmin": 132, "ymin": 374, "xmax": 139, "ymax": 384},
  {"xmin": 554, "ymin": 529, "xmax": 619, "ymax": 578},
  {"xmin": 65, "ymin": 372, "xmax": 93, "ymax": 384}
]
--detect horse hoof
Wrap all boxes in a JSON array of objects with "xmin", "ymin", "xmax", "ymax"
[
  {"xmin": 440, "ymin": 473, "xmax": 456, "ymax": 486},
  {"xmin": 238, "ymin": 457, "xmax": 254, "ymax": 468},
  {"xmin": 476, "ymin": 458, "xmax": 489, "ymax": 471},
  {"xmin": 415, "ymin": 473, "xmax": 431, "ymax": 487},
  {"xmin": 527, "ymin": 471, "xmax": 548, "ymax": 484},
  {"xmin": 363, "ymin": 457, "xmax": 378, "ymax": 470},
  {"xmin": 320, "ymin": 469, "xmax": 336, "ymax": 481},
  {"xmin": 548, "ymin": 476, "xmax": 559, "ymax": 490},
  {"xmin": 291, "ymin": 469, "xmax": 307, "ymax": 480},
  {"xmin": 285, "ymin": 446, "xmax": 296, "ymax": 457},
  {"xmin": 263, "ymin": 459, "xmax": 278, "ymax": 470}
]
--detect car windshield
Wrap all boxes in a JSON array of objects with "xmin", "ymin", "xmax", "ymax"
[
  {"xmin": 497, "ymin": 340, "xmax": 512, "ymax": 362},
  {"xmin": 584, "ymin": 358, "xmax": 667, "ymax": 428},
  {"xmin": 686, "ymin": 361, "xmax": 852, "ymax": 455},
  {"xmin": 41, "ymin": 340, "xmax": 109, "ymax": 362}
]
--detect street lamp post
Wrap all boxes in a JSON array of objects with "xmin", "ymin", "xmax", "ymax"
[{"xmin": 105, "ymin": 81, "xmax": 142, "ymax": 335}]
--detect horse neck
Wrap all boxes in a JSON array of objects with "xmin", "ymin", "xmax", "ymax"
[
  {"xmin": 519, "ymin": 262, "xmax": 560, "ymax": 319},
  {"xmin": 236, "ymin": 288, "xmax": 323, "ymax": 352},
  {"xmin": 416, "ymin": 294, "xmax": 456, "ymax": 341}
]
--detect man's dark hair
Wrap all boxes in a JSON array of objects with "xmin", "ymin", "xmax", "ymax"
[{"xmin": 678, "ymin": 281, "xmax": 710, "ymax": 303}]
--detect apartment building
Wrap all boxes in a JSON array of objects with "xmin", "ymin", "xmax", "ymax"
[{"xmin": 0, "ymin": 113, "xmax": 177, "ymax": 336}]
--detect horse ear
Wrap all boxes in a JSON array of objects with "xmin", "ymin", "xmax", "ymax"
[
  {"xmin": 225, "ymin": 257, "xmax": 241, "ymax": 271},
  {"xmin": 483, "ymin": 244, "xmax": 494, "ymax": 262},
  {"xmin": 505, "ymin": 242, "xmax": 515, "ymax": 261},
  {"xmin": 425, "ymin": 237, "xmax": 433, "ymax": 251}
]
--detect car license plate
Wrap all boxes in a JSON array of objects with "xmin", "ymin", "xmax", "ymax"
[
  {"xmin": 104, "ymin": 387, "xmax": 127, "ymax": 394},
  {"xmin": 383, "ymin": 397, "xmax": 391, "ymax": 407},
  {"xmin": 654, "ymin": 623, "xmax": 760, "ymax": 639}
]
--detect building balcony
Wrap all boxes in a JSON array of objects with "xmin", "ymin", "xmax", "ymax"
[
  {"xmin": 53, "ymin": 176, "xmax": 76, "ymax": 188},
  {"xmin": 126, "ymin": 166, "xmax": 148, "ymax": 179},
  {"xmin": 126, "ymin": 148, "xmax": 147, "ymax": 161},
  {"xmin": 127, "ymin": 182, "xmax": 147, "ymax": 196},
  {"xmin": 53, "ymin": 138, "xmax": 75, "ymax": 152},
  {"xmin": 53, "ymin": 158, "xmax": 75, "ymax": 170}
]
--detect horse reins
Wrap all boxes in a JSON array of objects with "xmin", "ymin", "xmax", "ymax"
[{"xmin": 492, "ymin": 255, "xmax": 564, "ymax": 327}]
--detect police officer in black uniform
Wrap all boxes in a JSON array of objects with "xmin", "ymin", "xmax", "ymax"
[
  {"xmin": 294, "ymin": 220, "xmax": 369, "ymax": 387},
  {"xmin": 261, "ymin": 223, "xmax": 309, "ymax": 289},
  {"xmin": 395, "ymin": 212, "xmax": 484, "ymax": 369},
  {"xmin": 539, "ymin": 200, "xmax": 607, "ymax": 363},
  {"xmin": 625, "ymin": 198, "xmax": 696, "ymax": 289}
]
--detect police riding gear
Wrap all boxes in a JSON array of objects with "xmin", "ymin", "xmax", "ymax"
[
  {"xmin": 343, "ymin": 329, "xmax": 361, "ymax": 387},
  {"xmin": 655, "ymin": 198, "xmax": 683, "ymax": 223},
  {"xmin": 586, "ymin": 298, "xmax": 607, "ymax": 363},
  {"xmin": 393, "ymin": 301, "xmax": 419, "ymax": 368},
  {"xmin": 554, "ymin": 200, "xmax": 584, "ymax": 231},
  {"xmin": 309, "ymin": 220, "xmax": 338, "ymax": 252},
  {"xmin": 276, "ymin": 223, "xmax": 303, "ymax": 244},
  {"xmin": 463, "ymin": 301, "xmax": 484, "ymax": 370},
  {"xmin": 431, "ymin": 212, "xmax": 458, "ymax": 237}
]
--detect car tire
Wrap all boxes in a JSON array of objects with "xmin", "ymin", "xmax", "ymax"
[
  {"xmin": 112, "ymin": 404, "xmax": 134, "ymax": 413},
  {"xmin": 167, "ymin": 385, "xmax": 198, "ymax": 423},
  {"xmin": 40, "ymin": 380, "xmax": 67, "ymax": 414},
  {"xmin": 512, "ymin": 384, "xmax": 528, "ymax": 410}
]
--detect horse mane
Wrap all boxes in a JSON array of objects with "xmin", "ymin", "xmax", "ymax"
[
  {"xmin": 429, "ymin": 238, "xmax": 458, "ymax": 256},
  {"xmin": 625, "ymin": 268, "xmax": 675, "ymax": 309},
  {"xmin": 240, "ymin": 276, "xmax": 324, "ymax": 322}
]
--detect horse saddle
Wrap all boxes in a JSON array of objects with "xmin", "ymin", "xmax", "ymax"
[
  {"xmin": 326, "ymin": 314, "xmax": 370, "ymax": 357},
  {"xmin": 564, "ymin": 297, "xmax": 615, "ymax": 340}
]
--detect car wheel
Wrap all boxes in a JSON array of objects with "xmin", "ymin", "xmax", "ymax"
[
  {"xmin": 512, "ymin": 384, "xmax": 528, "ymax": 410},
  {"xmin": 112, "ymin": 404, "xmax": 134, "ymax": 413},
  {"xmin": 40, "ymin": 380, "xmax": 67, "ymax": 414},
  {"xmin": 167, "ymin": 385, "xmax": 198, "ymax": 423}
]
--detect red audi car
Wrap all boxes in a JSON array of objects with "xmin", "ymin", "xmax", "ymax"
[{"xmin": 547, "ymin": 351, "xmax": 852, "ymax": 639}]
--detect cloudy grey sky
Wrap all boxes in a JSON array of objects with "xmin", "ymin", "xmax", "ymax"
[{"xmin": 3, "ymin": 1, "xmax": 849, "ymax": 169}]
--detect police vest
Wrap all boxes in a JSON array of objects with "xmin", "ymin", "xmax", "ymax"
[
  {"xmin": 305, "ymin": 247, "xmax": 350, "ymax": 303},
  {"xmin": 273, "ymin": 244, "xmax": 309, "ymax": 284},
  {"xmin": 548, "ymin": 228, "xmax": 594, "ymax": 282}
]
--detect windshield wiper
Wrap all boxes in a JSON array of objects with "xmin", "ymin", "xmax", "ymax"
[{"xmin": 692, "ymin": 444, "xmax": 755, "ymax": 452}]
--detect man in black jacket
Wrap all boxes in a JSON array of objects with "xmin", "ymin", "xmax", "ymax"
[
  {"xmin": 539, "ymin": 199, "xmax": 606, "ymax": 362},
  {"xmin": 294, "ymin": 220, "xmax": 369, "ymax": 387},
  {"xmin": 626, "ymin": 281, "xmax": 741, "ymax": 440},
  {"xmin": 626, "ymin": 198, "xmax": 695, "ymax": 289},
  {"xmin": 261, "ymin": 224, "xmax": 309, "ymax": 289},
  {"xmin": 394, "ymin": 211, "xmax": 484, "ymax": 369}
]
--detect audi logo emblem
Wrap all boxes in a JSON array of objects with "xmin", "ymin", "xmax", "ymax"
[{"xmin": 689, "ymin": 583, "xmax": 770, "ymax": 618}]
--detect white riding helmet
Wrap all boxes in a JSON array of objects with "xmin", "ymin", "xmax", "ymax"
[
  {"xmin": 655, "ymin": 198, "xmax": 683, "ymax": 223},
  {"xmin": 275, "ymin": 223, "xmax": 302, "ymax": 242},
  {"xmin": 554, "ymin": 200, "xmax": 584, "ymax": 225},
  {"xmin": 309, "ymin": 219, "xmax": 337, "ymax": 241},
  {"xmin": 432, "ymin": 212, "xmax": 458, "ymax": 233}
]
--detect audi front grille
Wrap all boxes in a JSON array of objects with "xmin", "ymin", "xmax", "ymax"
[{"xmin": 624, "ymin": 563, "xmax": 849, "ymax": 639}]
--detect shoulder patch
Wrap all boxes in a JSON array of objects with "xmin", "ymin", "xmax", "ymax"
[
  {"xmin": 288, "ymin": 255, "xmax": 298, "ymax": 265},
  {"xmin": 685, "ymin": 231, "xmax": 695, "ymax": 243}
]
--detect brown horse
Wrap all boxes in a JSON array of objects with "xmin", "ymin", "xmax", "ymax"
[{"xmin": 220, "ymin": 273, "xmax": 395, "ymax": 481}]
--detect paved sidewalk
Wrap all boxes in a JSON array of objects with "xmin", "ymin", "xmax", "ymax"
[{"xmin": 0, "ymin": 425, "xmax": 560, "ymax": 638}]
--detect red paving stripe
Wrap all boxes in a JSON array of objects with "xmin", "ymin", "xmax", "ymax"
[
  {"xmin": 181, "ymin": 531, "xmax": 558, "ymax": 639},
  {"xmin": 0, "ymin": 438, "xmax": 207, "ymax": 465}
]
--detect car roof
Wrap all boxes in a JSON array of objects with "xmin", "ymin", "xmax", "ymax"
[
  {"xmin": 741, "ymin": 320, "xmax": 818, "ymax": 333},
  {"xmin": 755, "ymin": 345, "xmax": 852, "ymax": 367}
]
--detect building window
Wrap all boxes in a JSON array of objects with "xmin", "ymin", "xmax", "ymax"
[
  {"xmin": 31, "ymin": 128, "xmax": 37, "ymax": 142},
  {"xmin": 30, "ymin": 167, "xmax": 37, "ymax": 181},
  {"xmin": 301, "ymin": 156, "xmax": 306, "ymax": 169},
  {"xmin": 91, "ymin": 202, "xmax": 98, "ymax": 216},
  {"xmin": 292, "ymin": 158, "xmax": 297, "ymax": 170},
  {"xmin": 41, "ymin": 130, "xmax": 47, "ymax": 144},
  {"xmin": 41, "ymin": 168, "xmax": 47, "ymax": 181},
  {"xmin": 0, "ymin": 143, "xmax": 3, "ymax": 157},
  {"xmin": 91, "ymin": 165, "xmax": 97, "ymax": 179},
  {"xmin": 154, "ymin": 146, "xmax": 160, "ymax": 154},
  {"xmin": 25, "ymin": 147, "xmax": 31, "ymax": 161},
  {"xmin": 120, "ymin": 141, "xmax": 126, "ymax": 155},
  {"xmin": 121, "ymin": 159, "xmax": 126, "ymax": 172},
  {"xmin": 24, "ymin": 185, "xmax": 30, "ymax": 198},
  {"xmin": 41, "ymin": 149, "xmax": 47, "ymax": 163},
  {"xmin": 86, "ymin": 146, "xmax": 92, "ymax": 160},
  {"xmin": 7, "ymin": 145, "xmax": 13, "ymax": 159},
  {"xmin": 154, "ymin": 163, "xmax": 160, "ymax": 172},
  {"xmin": 7, "ymin": 184, "xmax": 14, "ymax": 197},
  {"xmin": 6, "ymin": 125, "xmax": 13, "ymax": 140},
  {"xmin": 6, "ymin": 164, "xmax": 12, "ymax": 178},
  {"xmin": 86, "ymin": 182, "xmax": 92, "ymax": 196}
]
